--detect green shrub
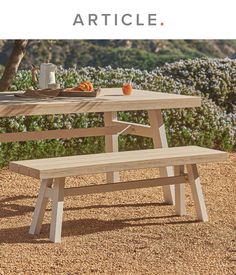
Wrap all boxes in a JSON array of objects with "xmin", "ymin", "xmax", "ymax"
[
  {"xmin": 11, "ymin": 70, "xmax": 37, "ymax": 91},
  {"xmin": 3, "ymin": 40, "xmax": 236, "ymax": 71},
  {"xmin": 156, "ymin": 58, "xmax": 236, "ymax": 113},
  {"xmin": 0, "ymin": 59, "xmax": 235, "ymax": 167}
]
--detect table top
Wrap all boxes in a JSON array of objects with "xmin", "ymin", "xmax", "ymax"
[{"xmin": 0, "ymin": 88, "xmax": 201, "ymax": 117}]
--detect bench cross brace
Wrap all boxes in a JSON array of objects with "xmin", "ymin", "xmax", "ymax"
[{"xmin": 28, "ymin": 163, "xmax": 209, "ymax": 243}]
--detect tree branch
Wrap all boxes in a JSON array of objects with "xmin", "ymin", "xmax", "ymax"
[{"xmin": 0, "ymin": 40, "xmax": 28, "ymax": 91}]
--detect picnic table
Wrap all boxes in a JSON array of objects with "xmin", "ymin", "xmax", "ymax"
[{"xmin": 0, "ymin": 88, "xmax": 201, "ymax": 205}]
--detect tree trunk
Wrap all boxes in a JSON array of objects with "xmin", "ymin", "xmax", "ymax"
[{"xmin": 0, "ymin": 40, "xmax": 28, "ymax": 91}]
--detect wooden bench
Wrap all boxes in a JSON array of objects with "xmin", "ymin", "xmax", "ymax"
[{"xmin": 9, "ymin": 146, "xmax": 227, "ymax": 243}]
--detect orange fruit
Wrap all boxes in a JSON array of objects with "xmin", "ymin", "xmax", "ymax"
[
  {"xmin": 66, "ymin": 81, "xmax": 94, "ymax": 92},
  {"xmin": 122, "ymin": 83, "xmax": 132, "ymax": 95},
  {"xmin": 78, "ymin": 81, "xmax": 93, "ymax": 92}
]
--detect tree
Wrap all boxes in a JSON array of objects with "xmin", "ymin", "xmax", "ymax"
[{"xmin": 0, "ymin": 40, "xmax": 28, "ymax": 91}]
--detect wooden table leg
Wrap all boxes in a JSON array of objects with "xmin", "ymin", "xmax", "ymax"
[
  {"xmin": 186, "ymin": 164, "xmax": 208, "ymax": 221},
  {"xmin": 174, "ymin": 165, "xmax": 186, "ymax": 215},
  {"xmin": 29, "ymin": 179, "xmax": 53, "ymax": 235},
  {"xmin": 148, "ymin": 109, "xmax": 175, "ymax": 205},
  {"xmin": 50, "ymin": 177, "xmax": 65, "ymax": 243},
  {"xmin": 104, "ymin": 112, "xmax": 120, "ymax": 183}
]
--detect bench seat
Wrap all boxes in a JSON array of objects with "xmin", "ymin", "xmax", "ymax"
[
  {"xmin": 9, "ymin": 146, "xmax": 227, "ymax": 243},
  {"xmin": 9, "ymin": 146, "xmax": 226, "ymax": 180}
]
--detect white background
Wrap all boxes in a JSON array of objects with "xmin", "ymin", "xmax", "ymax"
[{"xmin": 0, "ymin": 0, "xmax": 235, "ymax": 39}]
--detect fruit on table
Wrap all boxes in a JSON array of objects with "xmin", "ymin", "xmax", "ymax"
[
  {"xmin": 122, "ymin": 83, "xmax": 132, "ymax": 95},
  {"xmin": 66, "ymin": 81, "xmax": 94, "ymax": 92},
  {"xmin": 79, "ymin": 81, "xmax": 94, "ymax": 91}
]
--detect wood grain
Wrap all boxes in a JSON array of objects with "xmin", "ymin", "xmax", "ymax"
[
  {"xmin": 62, "ymin": 176, "xmax": 187, "ymax": 197},
  {"xmin": 148, "ymin": 109, "xmax": 175, "ymax": 204},
  {"xmin": 104, "ymin": 112, "xmax": 120, "ymax": 183},
  {"xmin": 9, "ymin": 146, "xmax": 227, "ymax": 180},
  {"xmin": 0, "ymin": 89, "xmax": 201, "ymax": 117},
  {"xmin": 29, "ymin": 179, "xmax": 53, "ymax": 235},
  {"xmin": 49, "ymin": 178, "xmax": 65, "ymax": 243},
  {"xmin": 174, "ymin": 165, "xmax": 186, "ymax": 216},
  {"xmin": 186, "ymin": 164, "xmax": 208, "ymax": 221},
  {"xmin": 0, "ymin": 125, "xmax": 129, "ymax": 143}
]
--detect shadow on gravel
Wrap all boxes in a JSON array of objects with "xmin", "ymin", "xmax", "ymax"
[
  {"xmin": 0, "ymin": 214, "xmax": 199, "ymax": 244},
  {"xmin": 0, "ymin": 195, "xmax": 36, "ymax": 218},
  {"xmin": 0, "ymin": 195, "xmax": 167, "ymax": 219}
]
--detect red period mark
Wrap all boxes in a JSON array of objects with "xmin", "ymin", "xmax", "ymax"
[{"xmin": 160, "ymin": 22, "xmax": 164, "ymax": 26}]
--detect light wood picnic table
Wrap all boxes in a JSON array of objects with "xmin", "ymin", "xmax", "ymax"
[{"xmin": 0, "ymin": 88, "xmax": 201, "ymax": 205}]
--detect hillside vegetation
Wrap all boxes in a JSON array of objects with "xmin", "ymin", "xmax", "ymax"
[
  {"xmin": 0, "ymin": 58, "xmax": 235, "ymax": 166},
  {"xmin": 0, "ymin": 40, "xmax": 236, "ymax": 70},
  {"xmin": 0, "ymin": 40, "xmax": 235, "ymax": 165}
]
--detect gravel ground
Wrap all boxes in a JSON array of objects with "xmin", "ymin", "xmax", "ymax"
[{"xmin": 0, "ymin": 154, "xmax": 235, "ymax": 274}]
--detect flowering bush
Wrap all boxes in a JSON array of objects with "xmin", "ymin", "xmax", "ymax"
[
  {"xmin": 156, "ymin": 58, "xmax": 236, "ymax": 113},
  {"xmin": 0, "ymin": 58, "xmax": 235, "ymax": 166}
]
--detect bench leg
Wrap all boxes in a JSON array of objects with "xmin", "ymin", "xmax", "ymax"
[
  {"xmin": 50, "ymin": 178, "xmax": 65, "ymax": 243},
  {"xmin": 186, "ymin": 164, "xmax": 208, "ymax": 222},
  {"xmin": 104, "ymin": 111, "xmax": 120, "ymax": 183},
  {"xmin": 148, "ymin": 109, "xmax": 175, "ymax": 205},
  {"xmin": 29, "ymin": 179, "xmax": 53, "ymax": 235},
  {"xmin": 174, "ymin": 166, "xmax": 186, "ymax": 216}
]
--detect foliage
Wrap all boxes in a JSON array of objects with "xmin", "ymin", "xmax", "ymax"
[
  {"xmin": 0, "ymin": 58, "xmax": 235, "ymax": 167},
  {"xmin": 156, "ymin": 58, "xmax": 236, "ymax": 113},
  {"xmin": 1, "ymin": 40, "xmax": 236, "ymax": 71}
]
